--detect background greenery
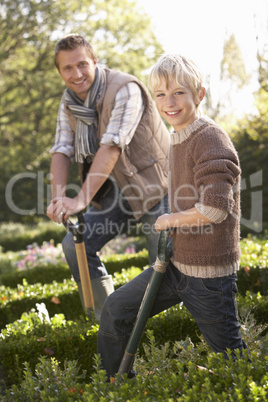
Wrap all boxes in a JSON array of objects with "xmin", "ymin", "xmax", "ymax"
[
  {"xmin": 0, "ymin": 0, "xmax": 163, "ymax": 223},
  {"xmin": 0, "ymin": 0, "xmax": 267, "ymax": 235}
]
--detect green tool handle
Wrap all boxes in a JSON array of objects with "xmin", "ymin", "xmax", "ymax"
[{"xmin": 118, "ymin": 230, "xmax": 170, "ymax": 376}]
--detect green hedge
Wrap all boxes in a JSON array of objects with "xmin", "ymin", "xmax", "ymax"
[
  {"xmin": 0, "ymin": 312, "xmax": 97, "ymax": 388},
  {"xmin": 0, "ymin": 268, "xmax": 143, "ymax": 329},
  {"xmin": 1, "ymin": 247, "xmax": 268, "ymax": 296},
  {"xmin": 0, "ymin": 262, "xmax": 71, "ymax": 287},
  {"xmin": 0, "ymin": 303, "xmax": 196, "ymax": 388},
  {"xmin": 0, "ymin": 221, "xmax": 66, "ymax": 252},
  {"xmin": 3, "ymin": 346, "xmax": 268, "ymax": 401},
  {"xmin": 237, "ymin": 266, "xmax": 268, "ymax": 295},
  {"xmin": 0, "ymin": 282, "xmax": 83, "ymax": 329},
  {"xmin": 101, "ymin": 249, "xmax": 149, "ymax": 275},
  {"xmin": 0, "ymin": 229, "xmax": 268, "ymax": 399},
  {"xmin": 0, "ymin": 250, "xmax": 149, "ymax": 288},
  {"xmin": 0, "ymin": 292, "xmax": 267, "ymax": 393},
  {"xmin": 1, "ymin": 262, "xmax": 268, "ymax": 331}
]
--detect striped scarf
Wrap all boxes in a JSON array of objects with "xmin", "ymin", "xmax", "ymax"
[{"xmin": 65, "ymin": 65, "xmax": 105, "ymax": 163}]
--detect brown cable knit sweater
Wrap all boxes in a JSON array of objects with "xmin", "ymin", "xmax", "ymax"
[{"xmin": 170, "ymin": 117, "xmax": 241, "ymax": 278}]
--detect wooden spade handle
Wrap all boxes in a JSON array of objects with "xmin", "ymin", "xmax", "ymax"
[{"xmin": 75, "ymin": 242, "xmax": 94, "ymax": 310}]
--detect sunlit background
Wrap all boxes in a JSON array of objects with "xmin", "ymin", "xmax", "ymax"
[
  {"xmin": 137, "ymin": 0, "xmax": 268, "ymax": 117},
  {"xmin": 1, "ymin": 0, "xmax": 267, "ymax": 224}
]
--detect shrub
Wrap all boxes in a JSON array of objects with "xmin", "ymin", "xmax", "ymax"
[
  {"xmin": 0, "ymin": 227, "xmax": 268, "ymax": 398},
  {"xmin": 3, "ymin": 331, "xmax": 267, "ymax": 401},
  {"xmin": 4, "ymin": 357, "xmax": 86, "ymax": 401},
  {"xmin": 0, "ymin": 305, "xmax": 97, "ymax": 388},
  {"xmin": 0, "ymin": 221, "xmax": 66, "ymax": 252},
  {"xmin": 237, "ymin": 266, "xmax": 268, "ymax": 295},
  {"xmin": 0, "ymin": 244, "xmax": 149, "ymax": 287},
  {"xmin": 0, "ymin": 268, "xmax": 144, "ymax": 329},
  {"xmin": 0, "ymin": 262, "xmax": 71, "ymax": 287},
  {"xmin": 1, "ymin": 292, "xmax": 267, "ymax": 390},
  {"xmin": 101, "ymin": 249, "xmax": 149, "ymax": 275},
  {"xmin": 0, "ymin": 279, "xmax": 82, "ymax": 329}
]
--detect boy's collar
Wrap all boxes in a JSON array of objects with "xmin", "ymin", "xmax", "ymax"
[{"xmin": 171, "ymin": 117, "xmax": 208, "ymax": 145}]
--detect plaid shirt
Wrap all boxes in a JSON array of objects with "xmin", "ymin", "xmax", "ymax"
[{"xmin": 50, "ymin": 82, "xmax": 144, "ymax": 162}]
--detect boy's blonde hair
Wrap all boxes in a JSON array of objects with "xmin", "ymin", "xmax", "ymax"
[{"xmin": 148, "ymin": 54, "xmax": 204, "ymax": 103}]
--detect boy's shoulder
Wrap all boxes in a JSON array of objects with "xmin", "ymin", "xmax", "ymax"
[
  {"xmin": 197, "ymin": 116, "xmax": 224, "ymax": 131},
  {"xmin": 194, "ymin": 116, "xmax": 229, "ymax": 142},
  {"xmin": 191, "ymin": 117, "xmax": 238, "ymax": 158}
]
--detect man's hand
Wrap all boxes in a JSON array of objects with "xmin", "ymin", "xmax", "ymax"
[
  {"xmin": 47, "ymin": 202, "xmax": 58, "ymax": 223},
  {"xmin": 47, "ymin": 145, "xmax": 121, "ymax": 224},
  {"xmin": 47, "ymin": 196, "xmax": 86, "ymax": 224}
]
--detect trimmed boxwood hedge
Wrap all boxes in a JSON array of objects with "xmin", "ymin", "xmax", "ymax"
[
  {"xmin": 1, "ymin": 228, "xmax": 268, "ymax": 398},
  {"xmin": 0, "ymin": 291, "xmax": 267, "ymax": 390},
  {"xmin": 0, "ymin": 222, "xmax": 66, "ymax": 252},
  {"xmin": 0, "ymin": 250, "xmax": 149, "ymax": 288}
]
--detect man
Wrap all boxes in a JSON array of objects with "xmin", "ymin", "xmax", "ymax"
[{"xmin": 47, "ymin": 34, "xmax": 170, "ymax": 320}]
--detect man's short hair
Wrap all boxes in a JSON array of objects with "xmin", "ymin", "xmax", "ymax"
[{"xmin": 54, "ymin": 34, "xmax": 96, "ymax": 69}]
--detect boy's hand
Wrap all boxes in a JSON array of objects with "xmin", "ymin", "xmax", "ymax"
[{"xmin": 155, "ymin": 213, "xmax": 171, "ymax": 233}]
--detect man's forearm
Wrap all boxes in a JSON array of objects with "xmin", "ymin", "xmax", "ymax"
[
  {"xmin": 77, "ymin": 144, "xmax": 121, "ymax": 208},
  {"xmin": 50, "ymin": 153, "xmax": 71, "ymax": 198}
]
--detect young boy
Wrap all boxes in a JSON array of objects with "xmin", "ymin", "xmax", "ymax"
[{"xmin": 97, "ymin": 54, "xmax": 248, "ymax": 379}]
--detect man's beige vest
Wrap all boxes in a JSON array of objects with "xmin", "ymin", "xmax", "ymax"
[{"xmin": 64, "ymin": 68, "xmax": 170, "ymax": 219}]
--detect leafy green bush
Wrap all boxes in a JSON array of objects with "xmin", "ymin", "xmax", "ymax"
[
  {"xmin": 1, "ymin": 291, "xmax": 267, "ymax": 391},
  {"xmin": 101, "ymin": 249, "xmax": 149, "ymax": 275},
  {"xmin": 0, "ymin": 221, "xmax": 66, "ymax": 252},
  {"xmin": 0, "ymin": 226, "xmax": 268, "ymax": 398},
  {"xmin": 0, "ymin": 306, "xmax": 97, "ymax": 389},
  {"xmin": 0, "ymin": 268, "xmax": 143, "ymax": 329},
  {"xmin": 0, "ymin": 244, "xmax": 148, "ymax": 287},
  {"xmin": 0, "ymin": 262, "xmax": 71, "ymax": 287},
  {"xmin": 237, "ymin": 291, "xmax": 268, "ymax": 332},
  {"xmin": 237, "ymin": 234, "xmax": 268, "ymax": 295},
  {"xmin": 240, "ymin": 234, "xmax": 268, "ymax": 269},
  {"xmin": 0, "ymin": 279, "xmax": 82, "ymax": 328},
  {"xmin": 3, "ymin": 357, "xmax": 86, "ymax": 401},
  {"xmin": 2, "ymin": 330, "xmax": 268, "ymax": 401},
  {"xmin": 237, "ymin": 266, "xmax": 268, "ymax": 295}
]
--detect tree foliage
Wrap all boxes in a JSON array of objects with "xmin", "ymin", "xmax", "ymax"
[
  {"xmin": 0, "ymin": 0, "xmax": 163, "ymax": 222},
  {"xmin": 231, "ymin": 49, "xmax": 268, "ymax": 233},
  {"xmin": 203, "ymin": 34, "xmax": 250, "ymax": 120},
  {"xmin": 220, "ymin": 33, "xmax": 249, "ymax": 89}
]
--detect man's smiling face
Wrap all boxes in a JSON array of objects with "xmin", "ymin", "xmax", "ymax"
[{"xmin": 57, "ymin": 46, "xmax": 97, "ymax": 100}]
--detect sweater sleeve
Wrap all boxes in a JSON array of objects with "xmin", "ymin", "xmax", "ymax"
[
  {"xmin": 195, "ymin": 202, "xmax": 228, "ymax": 223},
  {"xmin": 192, "ymin": 126, "xmax": 241, "ymax": 214}
]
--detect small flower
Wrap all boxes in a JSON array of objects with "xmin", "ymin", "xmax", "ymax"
[
  {"xmin": 51, "ymin": 296, "xmax": 61, "ymax": 304},
  {"xmin": 67, "ymin": 387, "xmax": 77, "ymax": 394},
  {"xmin": 44, "ymin": 347, "xmax": 55, "ymax": 356}
]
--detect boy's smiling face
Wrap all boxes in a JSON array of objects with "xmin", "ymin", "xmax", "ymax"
[{"xmin": 154, "ymin": 78, "xmax": 201, "ymax": 132}]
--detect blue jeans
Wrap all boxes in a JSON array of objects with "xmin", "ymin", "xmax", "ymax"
[
  {"xmin": 62, "ymin": 181, "xmax": 170, "ymax": 282},
  {"xmin": 97, "ymin": 261, "xmax": 248, "ymax": 378}
]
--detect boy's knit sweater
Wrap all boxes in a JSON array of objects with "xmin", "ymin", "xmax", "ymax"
[{"xmin": 170, "ymin": 117, "xmax": 241, "ymax": 278}]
